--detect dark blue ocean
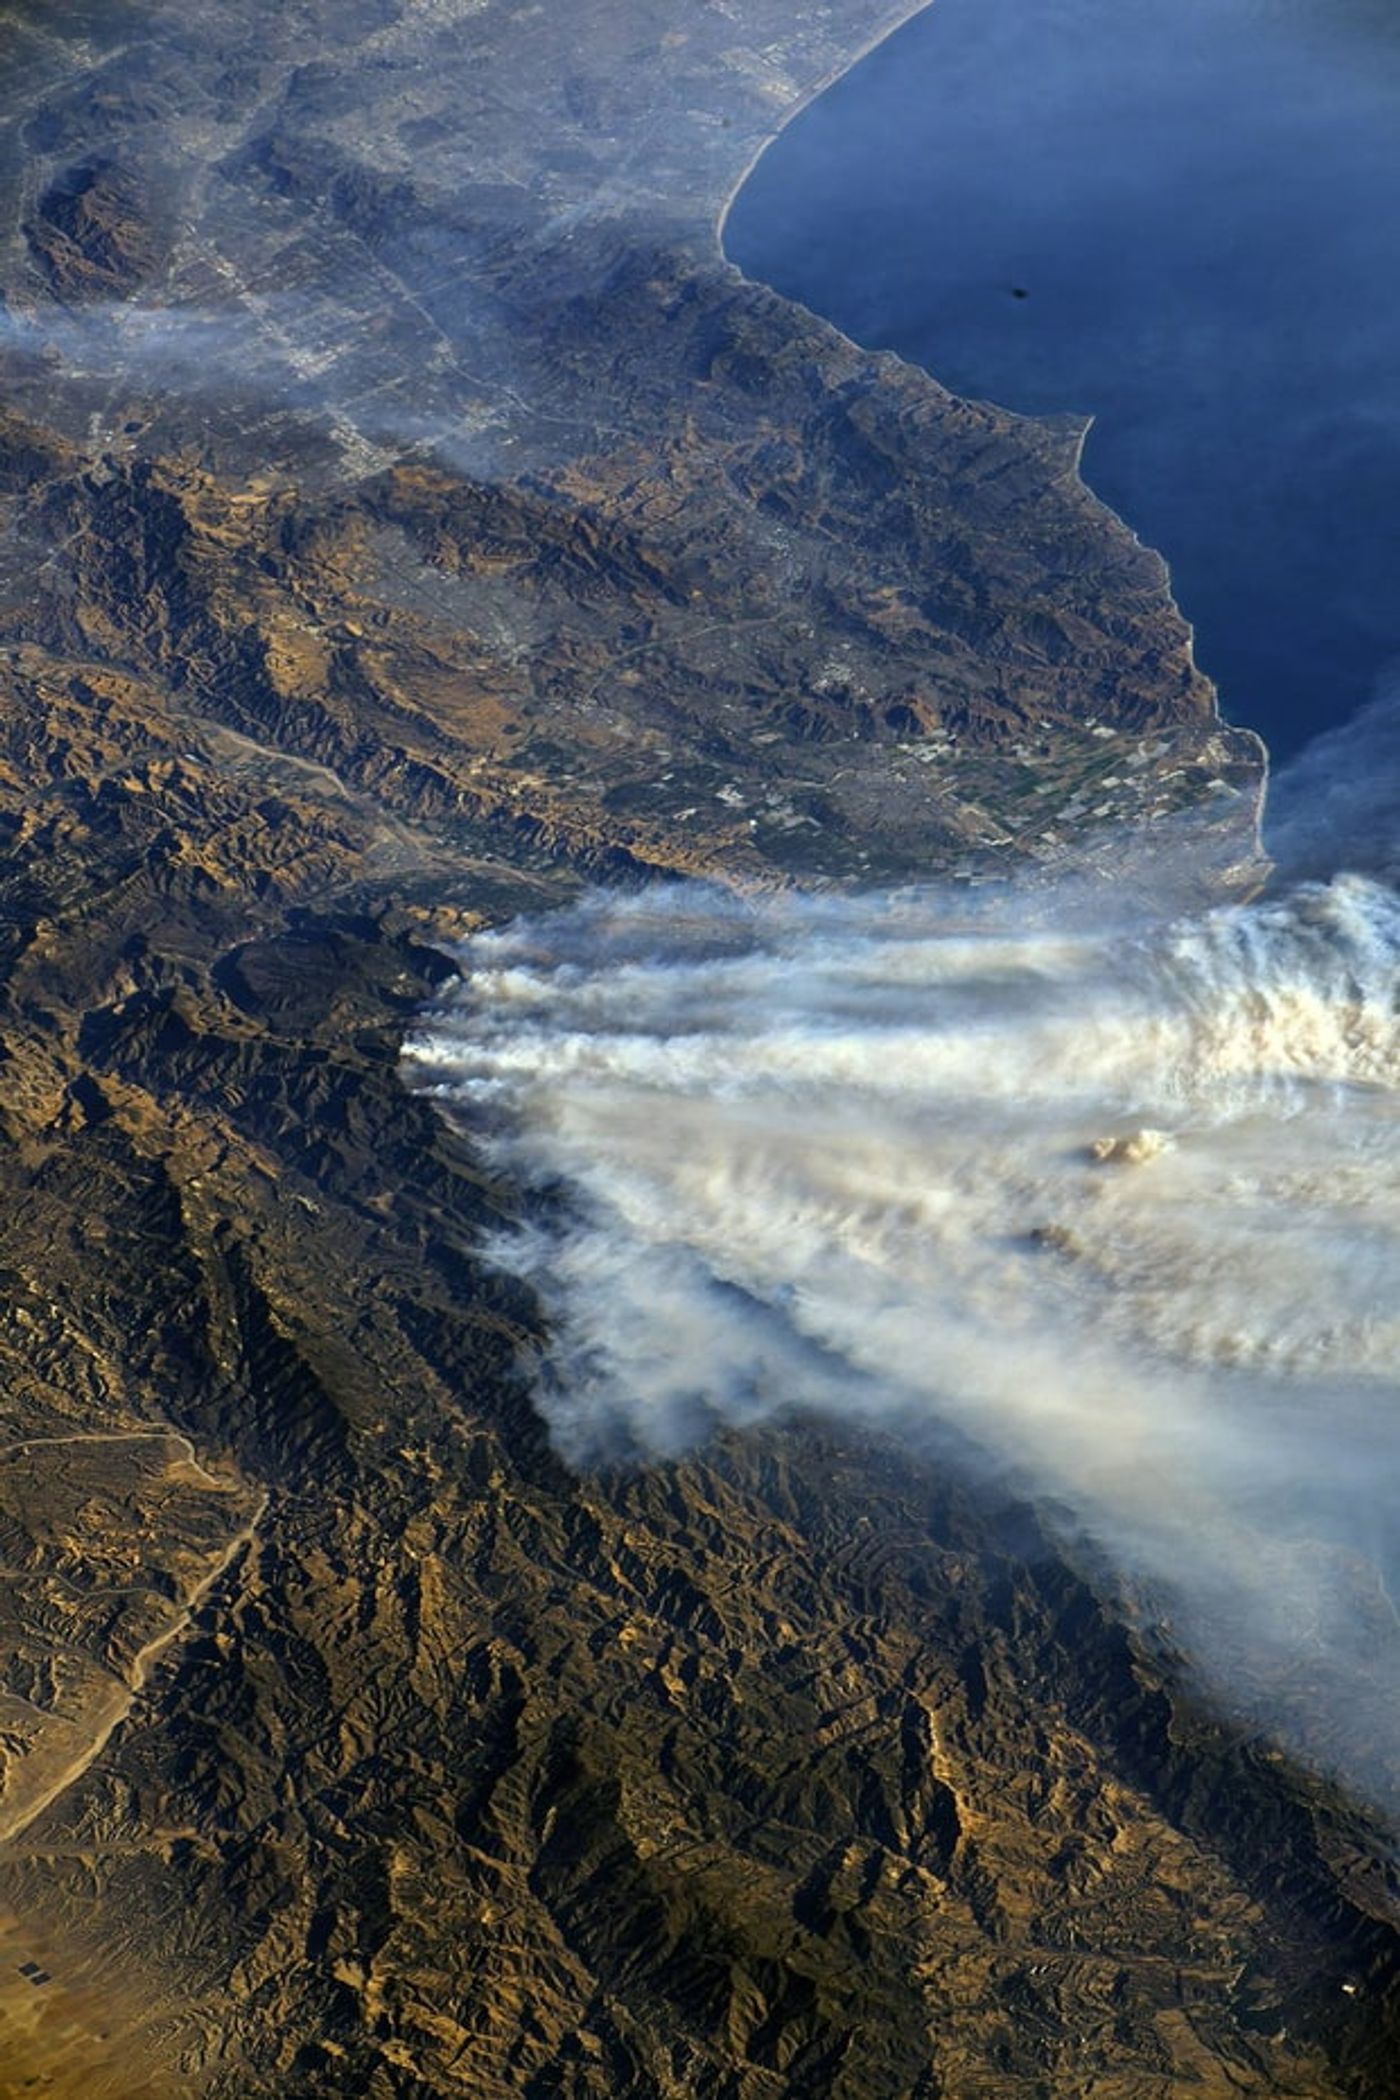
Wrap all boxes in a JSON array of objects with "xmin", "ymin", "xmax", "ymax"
[{"xmin": 726, "ymin": 0, "xmax": 1400, "ymax": 766}]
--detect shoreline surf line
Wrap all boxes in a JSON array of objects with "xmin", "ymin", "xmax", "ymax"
[{"xmin": 713, "ymin": 0, "xmax": 1271, "ymax": 872}]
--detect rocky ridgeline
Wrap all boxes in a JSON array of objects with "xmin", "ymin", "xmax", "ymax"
[{"xmin": 0, "ymin": 2, "xmax": 1391, "ymax": 2094}]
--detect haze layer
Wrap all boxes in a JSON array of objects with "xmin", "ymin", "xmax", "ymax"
[{"xmin": 408, "ymin": 855, "xmax": 1400, "ymax": 1825}]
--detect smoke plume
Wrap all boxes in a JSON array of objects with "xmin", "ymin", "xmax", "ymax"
[
  {"xmin": 405, "ymin": 851, "xmax": 1399, "ymax": 1824},
  {"xmin": 1268, "ymin": 673, "xmax": 1400, "ymax": 883}
]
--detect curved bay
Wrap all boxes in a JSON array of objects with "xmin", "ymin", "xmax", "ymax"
[{"xmin": 727, "ymin": 0, "xmax": 1400, "ymax": 764}]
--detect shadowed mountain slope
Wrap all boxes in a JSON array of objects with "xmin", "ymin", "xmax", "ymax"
[{"xmin": 0, "ymin": 2, "xmax": 1391, "ymax": 2092}]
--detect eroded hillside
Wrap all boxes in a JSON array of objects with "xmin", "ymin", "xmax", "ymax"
[{"xmin": 0, "ymin": 1, "xmax": 1392, "ymax": 2093}]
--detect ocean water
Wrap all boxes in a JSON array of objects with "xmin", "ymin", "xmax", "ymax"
[{"xmin": 725, "ymin": 0, "xmax": 1400, "ymax": 765}]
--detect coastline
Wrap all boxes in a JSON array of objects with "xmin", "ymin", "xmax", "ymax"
[
  {"xmin": 0, "ymin": 4, "xmax": 1388, "ymax": 2089},
  {"xmin": 713, "ymin": 0, "xmax": 938, "ymax": 255},
  {"xmin": 713, "ymin": 0, "xmax": 1274, "ymax": 889}
]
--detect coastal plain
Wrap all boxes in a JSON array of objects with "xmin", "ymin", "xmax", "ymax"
[{"xmin": 0, "ymin": 1, "xmax": 1393, "ymax": 2094}]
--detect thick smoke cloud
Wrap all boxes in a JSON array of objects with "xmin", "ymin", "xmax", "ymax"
[{"xmin": 406, "ymin": 857, "xmax": 1400, "ymax": 1824}]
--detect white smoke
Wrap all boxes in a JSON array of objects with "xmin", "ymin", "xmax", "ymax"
[
  {"xmin": 1268, "ymin": 674, "xmax": 1400, "ymax": 883},
  {"xmin": 404, "ymin": 867, "xmax": 1400, "ymax": 1823}
]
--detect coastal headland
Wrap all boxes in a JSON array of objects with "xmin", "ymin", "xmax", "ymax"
[{"xmin": 0, "ymin": 3, "xmax": 1390, "ymax": 2094}]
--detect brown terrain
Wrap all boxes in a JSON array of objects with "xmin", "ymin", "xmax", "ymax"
[{"xmin": 0, "ymin": 0, "xmax": 1393, "ymax": 2093}]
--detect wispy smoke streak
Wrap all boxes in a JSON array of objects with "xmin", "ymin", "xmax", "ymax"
[
  {"xmin": 1268, "ymin": 674, "xmax": 1400, "ymax": 882},
  {"xmin": 406, "ymin": 861, "xmax": 1400, "ymax": 1822}
]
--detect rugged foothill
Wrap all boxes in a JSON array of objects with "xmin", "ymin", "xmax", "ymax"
[{"xmin": 0, "ymin": 2, "xmax": 1392, "ymax": 2095}]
